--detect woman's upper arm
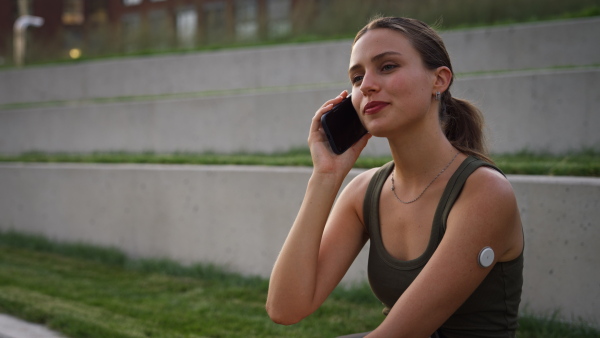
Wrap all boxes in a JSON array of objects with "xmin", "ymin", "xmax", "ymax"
[
  {"xmin": 370, "ymin": 167, "xmax": 523, "ymax": 337},
  {"xmin": 310, "ymin": 169, "xmax": 374, "ymax": 308}
]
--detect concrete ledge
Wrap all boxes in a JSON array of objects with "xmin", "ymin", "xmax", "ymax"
[
  {"xmin": 1, "ymin": 68, "xmax": 598, "ymax": 155},
  {"xmin": 455, "ymin": 68, "xmax": 600, "ymax": 153},
  {"xmin": 0, "ymin": 163, "xmax": 598, "ymax": 325},
  {"xmin": 1, "ymin": 17, "xmax": 598, "ymax": 105},
  {"xmin": 444, "ymin": 17, "xmax": 600, "ymax": 74}
]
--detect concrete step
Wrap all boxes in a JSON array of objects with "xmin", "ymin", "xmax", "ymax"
[{"xmin": 1, "ymin": 67, "xmax": 598, "ymax": 155}]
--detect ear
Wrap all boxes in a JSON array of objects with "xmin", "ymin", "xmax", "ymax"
[{"xmin": 432, "ymin": 66, "xmax": 452, "ymax": 94}]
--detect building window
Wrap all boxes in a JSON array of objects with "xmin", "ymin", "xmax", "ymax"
[
  {"xmin": 267, "ymin": 0, "xmax": 291, "ymax": 38},
  {"xmin": 123, "ymin": 0, "xmax": 143, "ymax": 6},
  {"xmin": 62, "ymin": 0, "xmax": 84, "ymax": 25},
  {"xmin": 203, "ymin": 1, "xmax": 227, "ymax": 44},
  {"xmin": 177, "ymin": 7, "xmax": 198, "ymax": 48},
  {"xmin": 148, "ymin": 9, "xmax": 170, "ymax": 50},
  {"xmin": 121, "ymin": 13, "xmax": 142, "ymax": 52},
  {"xmin": 235, "ymin": 0, "xmax": 258, "ymax": 41}
]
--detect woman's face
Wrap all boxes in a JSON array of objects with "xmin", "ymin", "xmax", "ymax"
[{"xmin": 349, "ymin": 28, "xmax": 438, "ymax": 138}]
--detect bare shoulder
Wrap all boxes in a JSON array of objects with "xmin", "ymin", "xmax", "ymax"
[
  {"xmin": 454, "ymin": 165, "xmax": 518, "ymax": 220},
  {"xmin": 334, "ymin": 167, "xmax": 381, "ymax": 222},
  {"xmin": 341, "ymin": 167, "xmax": 380, "ymax": 195},
  {"xmin": 351, "ymin": 166, "xmax": 380, "ymax": 186},
  {"xmin": 448, "ymin": 165, "xmax": 523, "ymax": 260},
  {"xmin": 462, "ymin": 166, "xmax": 516, "ymax": 204}
]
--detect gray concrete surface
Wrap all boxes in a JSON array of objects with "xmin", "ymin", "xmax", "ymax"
[
  {"xmin": 0, "ymin": 163, "xmax": 598, "ymax": 326},
  {"xmin": 1, "ymin": 17, "xmax": 598, "ymax": 106},
  {"xmin": 443, "ymin": 17, "xmax": 600, "ymax": 74},
  {"xmin": 0, "ymin": 314, "xmax": 65, "ymax": 338},
  {"xmin": 1, "ymin": 68, "xmax": 598, "ymax": 155}
]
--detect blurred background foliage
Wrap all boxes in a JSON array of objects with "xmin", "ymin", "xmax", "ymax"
[{"xmin": 1, "ymin": 0, "xmax": 599, "ymax": 67}]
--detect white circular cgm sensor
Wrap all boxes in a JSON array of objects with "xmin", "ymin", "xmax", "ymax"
[{"xmin": 478, "ymin": 246, "xmax": 495, "ymax": 268}]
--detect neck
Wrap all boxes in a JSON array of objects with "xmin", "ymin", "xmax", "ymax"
[{"xmin": 387, "ymin": 124, "xmax": 458, "ymax": 189}]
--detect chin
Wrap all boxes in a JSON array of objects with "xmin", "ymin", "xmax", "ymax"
[{"xmin": 364, "ymin": 123, "xmax": 392, "ymax": 138}]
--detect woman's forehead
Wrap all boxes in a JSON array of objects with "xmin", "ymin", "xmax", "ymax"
[{"xmin": 350, "ymin": 29, "xmax": 415, "ymax": 65}]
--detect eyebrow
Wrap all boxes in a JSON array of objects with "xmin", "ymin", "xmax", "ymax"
[{"xmin": 348, "ymin": 51, "xmax": 403, "ymax": 75}]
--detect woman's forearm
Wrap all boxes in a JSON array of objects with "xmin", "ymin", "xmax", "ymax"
[{"xmin": 266, "ymin": 172, "xmax": 344, "ymax": 324}]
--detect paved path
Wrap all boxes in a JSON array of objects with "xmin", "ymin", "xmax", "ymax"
[{"xmin": 0, "ymin": 314, "xmax": 65, "ymax": 338}]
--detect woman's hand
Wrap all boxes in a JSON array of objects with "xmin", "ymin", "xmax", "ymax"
[
  {"xmin": 267, "ymin": 90, "xmax": 372, "ymax": 325},
  {"xmin": 309, "ymin": 91, "xmax": 371, "ymax": 177}
]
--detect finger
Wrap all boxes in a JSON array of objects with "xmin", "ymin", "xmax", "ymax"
[
  {"xmin": 310, "ymin": 91, "xmax": 349, "ymax": 140},
  {"xmin": 319, "ymin": 90, "xmax": 348, "ymax": 109},
  {"xmin": 311, "ymin": 103, "xmax": 332, "ymax": 133}
]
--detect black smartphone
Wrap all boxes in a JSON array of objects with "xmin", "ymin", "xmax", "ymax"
[{"xmin": 320, "ymin": 95, "xmax": 368, "ymax": 155}]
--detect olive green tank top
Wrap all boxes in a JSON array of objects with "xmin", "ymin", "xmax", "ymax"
[{"xmin": 364, "ymin": 156, "xmax": 523, "ymax": 338}]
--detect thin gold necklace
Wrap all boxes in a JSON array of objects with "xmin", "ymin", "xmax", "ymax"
[{"xmin": 390, "ymin": 152, "xmax": 460, "ymax": 204}]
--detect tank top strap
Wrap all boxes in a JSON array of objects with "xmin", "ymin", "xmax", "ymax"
[
  {"xmin": 363, "ymin": 161, "xmax": 395, "ymax": 237},
  {"xmin": 435, "ymin": 156, "xmax": 505, "ymax": 233}
]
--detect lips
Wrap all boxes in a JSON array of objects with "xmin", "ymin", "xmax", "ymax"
[{"xmin": 363, "ymin": 101, "xmax": 389, "ymax": 115}]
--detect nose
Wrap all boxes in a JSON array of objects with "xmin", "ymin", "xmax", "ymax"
[{"xmin": 360, "ymin": 72, "xmax": 380, "ymax": 96}]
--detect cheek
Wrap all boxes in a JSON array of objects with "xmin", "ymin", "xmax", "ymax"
[
  {"xmin": 386, "ymin": 72, "xmax": 416, "ymax": 98},
  {"xmin": 351, "ymin": 90, "xmax": 362, "ymax": 111},
  {"xmin": 399, "ymin": 71, "xmax": 433, "ymax": 99}
]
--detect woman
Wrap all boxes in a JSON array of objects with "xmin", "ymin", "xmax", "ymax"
[{"xmin": 266, "ymin": 17, "xmax": 523, "ymax": 338}]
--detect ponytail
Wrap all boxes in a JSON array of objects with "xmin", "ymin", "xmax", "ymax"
[{"xmin": 442, "ymin": 92, "xmax": 493, "ymax": 164}]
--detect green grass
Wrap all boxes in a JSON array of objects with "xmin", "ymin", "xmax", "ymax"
[
  {"xmin": 0, "ymin": 231, "xmax": 382, "ymax": 337},
  {"xmin": 1, "ymin": 149, "xmax": 599, "ymax": 177},
  {"xmin": 517, "ymin": 311, "xmax": 600, "ymax": 338},
  {"xmin": 0, "ymin": 231, "xmax": 599, "ymax": 338},
  {"xmin": 492, "ymin": 149, "xmax": 600, "ymax": 177}
]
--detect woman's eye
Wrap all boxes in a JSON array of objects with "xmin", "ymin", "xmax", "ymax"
[
  {"xmin": 382, "ymin": 64, "xmax": 397, "ymax": 71},
  {"xmin": 351, "ymin": 75, "xmax": 364, "ymax": 84}
]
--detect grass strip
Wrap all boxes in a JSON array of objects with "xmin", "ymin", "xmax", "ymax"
[
  {"xmin": 0, "ymin": 231, "xmax": 599, "ymax": 337},
  {"xmin": 0, "ymin": 231, "xmax": 382, "ymax": 337},
  {"xmin": 517, "ymin": 311, "xmax": 600, "ymax": 338},
  {"xmin": 0, "ymin": 286, "xmax": 199, "ymax": 338},
  {"xmin": 1, "ymin": 149, "xmax": 599, "ymax": 177}
]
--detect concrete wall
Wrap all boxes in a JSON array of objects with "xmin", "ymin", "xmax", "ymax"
[
  {"xmin": 455, "ymin": 68, "xmax": 600, "ymax": 154},
  {"xmin": 510, "ymin": 175, "xmax": 600, "ymax": 324},
  {"xmin": 1, "ymin": 68, "xmax": 598, "ymax": 155},
  {"xmin": 0, "ymin": 163, "xmax": 598, "ymax": 326},
  {"xmin": 442, "ymin": 17, "xmax": 600, "ymax": 74},
  {"xmin": 1, "ymin": 17, "xmax": 599, "ymax": 155}
]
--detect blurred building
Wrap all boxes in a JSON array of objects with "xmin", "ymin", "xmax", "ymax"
[{"xmin": 0, "ymin": 0, "xmax": 336, "ymax": 65}]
